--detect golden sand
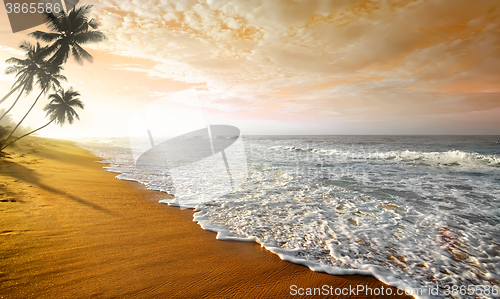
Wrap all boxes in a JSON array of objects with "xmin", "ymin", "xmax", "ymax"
[{"xmin": 0, "ymin": 137, "xmax": 412, "ymax": 298}]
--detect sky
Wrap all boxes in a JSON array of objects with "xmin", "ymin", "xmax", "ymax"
[{"xmin": 0, "ymin": 0, "xmax": 499, "ymax": 138}]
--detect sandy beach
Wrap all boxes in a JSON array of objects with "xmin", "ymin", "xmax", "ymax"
[{"xmin": 0, "ymin": 137, "xmax": 412, "ymax": 298}]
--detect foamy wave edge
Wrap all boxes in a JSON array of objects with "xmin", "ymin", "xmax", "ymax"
[
  {"xmin": 190, "ymin": 206, "xmax": 427, "ymax": 299},
  {"xmin": 159, "ymin": 196, "xmax": 426, "ymax": 299},
  {"xmin": 271, "ymin": 145, "xmax": 500, "ymax": 168}
]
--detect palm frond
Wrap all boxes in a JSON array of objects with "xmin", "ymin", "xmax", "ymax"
[
  {"xmin": 71, "ymin": 44, "xmax": 93, "ymax": 64},
  {"xmin": 40, "ymin": 41, "xmax": 61, "ymax": 60},
  {"xmin": 52, "ymin": 42, "xmax": 71, "ymax": 66},
  {"xmin": 19, "ymin": 40, "xmax": 32, "ymax": 52},
  {"xmin": 27, "ymin": 5, "xmax": 106, "ymax": 66},
  {"xmin": 43, "ymin": 87, "xmax": 84, "ymax": 126},
  {"xmin": 47, "ymin": 92, "xmax": 63, "ymax": 103},
  {"xmin": 72, "ymin": 5, "xmax": 93, "ymax": 21},
  {"xmin": 68, "ymin": 99, "xmax": 84, "ymax": 110},
  {"xmin": 29, "ymin": 31, "xmax": 60, "ymax": 42},
  {"xmin": 71, "ymin": 48, "xmax": 83, "ymax": 64},
  {"xmin": 5, "ymin": 65, "xmax": 23, "ymax": 75},
  {"xmin": 5, "ymin": 57, "xmax": 25, "ymax": 65},
  {"xmin": 44, "ymin": 12, "xmax": 66, "ymax": 33},
  {"xmin": 65, "ymin": 110, "xmax": 76, "ymax": 124},
  {"xmin": 73, "ymin": 31, "xmax": 107, "ymax": 44},
  {"xmin": 54, "ymin": 74, "xmax": 67, "ymax": 82}
]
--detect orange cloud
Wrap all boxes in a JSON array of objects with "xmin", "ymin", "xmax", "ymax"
[{"xmin": 3, "ymin": 0, "xmax": 498, "ymax": 135}]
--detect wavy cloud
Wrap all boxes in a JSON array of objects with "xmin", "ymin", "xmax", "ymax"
[{"xmin": 77, "ymin": 0, "xmax": 500, "ymax": 132}]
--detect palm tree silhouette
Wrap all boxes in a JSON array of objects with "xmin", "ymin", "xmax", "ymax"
[
  {"xmin": 0, "ymin": 42, "xmax": 48, "ymax": 107},
  {"xmin": 44, "ymin": 87, "xmax": 83, "ymax": 125},
  {"xmin": 1, "ymin": 5, "xmax": 105, "ymax": 154},
  {"xmin": 2, "ymin": 5, "xmax": 105, "ymax": 106},
  {"xmin": 29, "ymin": 5, "xmax": 107, "ymax": 66},
  {"xmin": 0, "ymin": 42, "xmax": 53, "ymax": 121},
  {"xmin": 1, "ymin": 87, "xmax": 83, "ymax": 150},
  {"xmin": 2, "ymin": 61, "xmax": 66, "ymax": 145}
]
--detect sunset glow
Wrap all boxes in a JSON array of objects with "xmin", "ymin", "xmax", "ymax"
[{"xmin": 1, "ymin": 0, "xmax": 499, "ymax": 137}]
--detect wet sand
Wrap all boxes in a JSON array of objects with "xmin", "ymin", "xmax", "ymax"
[{"xmin": 0, "ymin": 137, "xmax": 412, "ymax": 298}]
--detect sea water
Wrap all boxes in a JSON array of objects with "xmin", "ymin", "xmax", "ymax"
[{"xmin": 78, "ymin": 135, "xmax": 500, "ymax": 299}]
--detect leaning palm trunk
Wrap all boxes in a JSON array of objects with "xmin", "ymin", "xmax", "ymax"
[
  {"xmin": 2, "ymin": 86, "xmax": 84, "ymax": 151},
  {"xmin": 0, "ymin": 85, "xmax": 27, "ymax": 122},
  {"xmin": 0, "ymin": 86, "xmax": 21, "ymax": 106},
  {"xmin": 3, "ymin": 88, "xmax": 45, "ymax": 144},
  {"xmin": 0, "ymin": 119, "xmax": 54, "ymax": 150}
]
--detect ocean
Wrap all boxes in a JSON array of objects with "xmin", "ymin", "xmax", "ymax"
[{"xmin": 78, "ymin": 135, "xmax": 500, "ymax": 299}]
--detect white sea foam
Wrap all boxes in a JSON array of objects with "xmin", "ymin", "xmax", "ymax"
[
  {"xmin": 272, "ymin": 145, "xmax": 500, "ymax": 168},
  {"xmin": 78, "ymin": 136, "xmax": 500, "ymax": 299}
]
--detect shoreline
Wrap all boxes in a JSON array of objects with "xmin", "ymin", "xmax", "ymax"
[{"xmin": 0, "ymin": 137, "xmax": 412, "ymax": 298}]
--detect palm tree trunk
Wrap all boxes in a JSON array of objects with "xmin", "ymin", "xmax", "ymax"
[
  {"xmin": 3, "ymin": 88, "xmax": 45, "ymax": 143},
  {"xmin": 0, "ymin": 85, "xmax": 27, "ymax": 122},
  {"xmin": 1, "ymin": 119, "xmax": 54, "ymax": 150},
  {"xmin": 0, "ymin": 85, "xmax": 21, "ymax": 106}
]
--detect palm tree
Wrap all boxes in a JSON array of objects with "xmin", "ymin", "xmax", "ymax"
[
  {"xmin": 29, "ymin": 5, "xmax": 107, "ymax": 66},
  {"xmin": 1, "ymin": 42, "xmax": 51, "ymax": 121},
  {"xmin": 0, "ymin": 41, "xmax": 46, "ymax": 106},
  {"xmin": 1, "ymin": 87, "xmax": 83, "ymax": 150},
  {"xmin": 2, "ymin": 62, "xmax": 66, "ymax": 144},
  {"xmin": 44, "ymin": 87, "xmax": 83, "ymax": 125}
]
